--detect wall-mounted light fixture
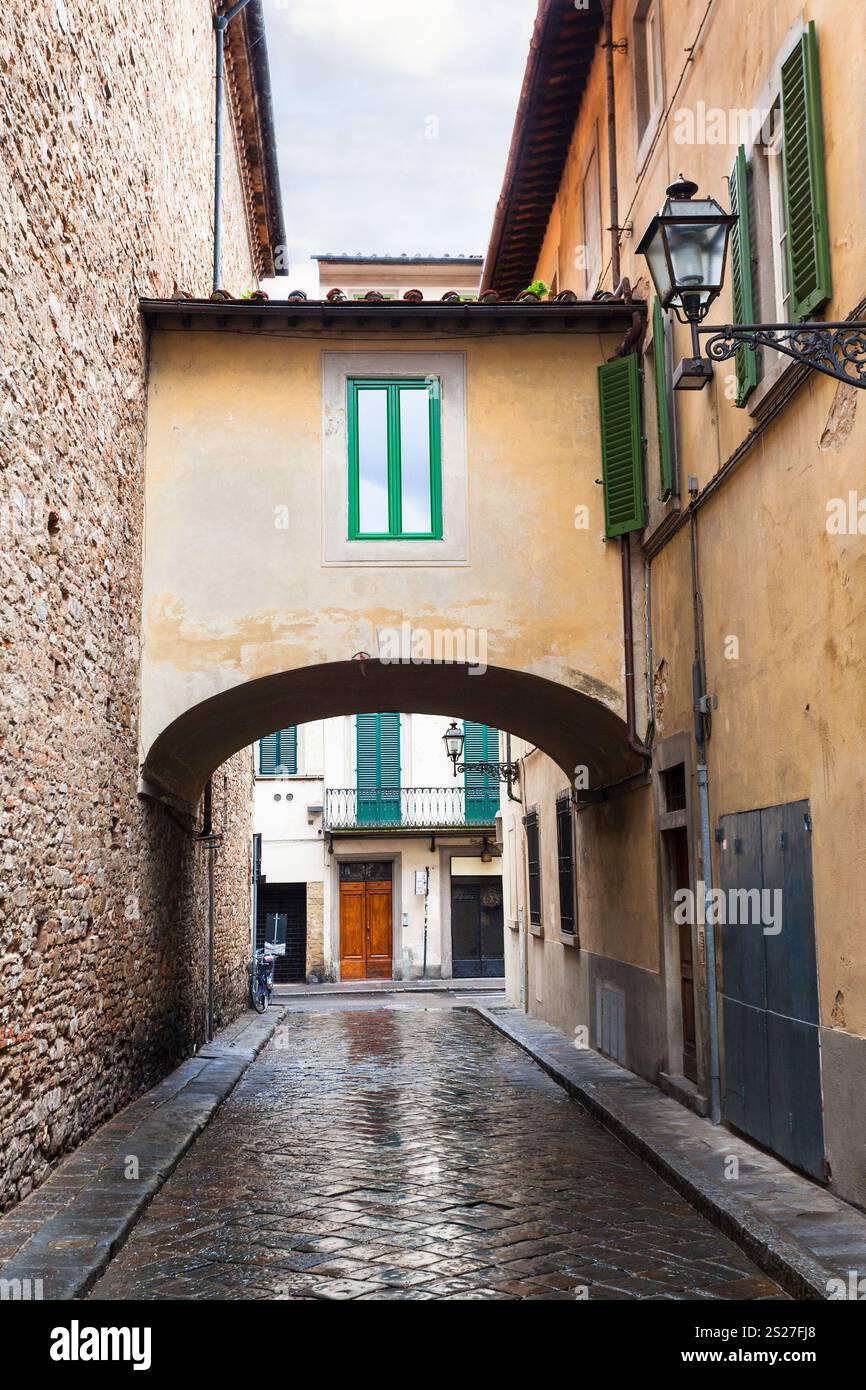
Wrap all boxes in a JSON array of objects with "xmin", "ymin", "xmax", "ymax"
[{"xmin": 638, "ymin": 176, "xmax": 866, "ymax": 391}]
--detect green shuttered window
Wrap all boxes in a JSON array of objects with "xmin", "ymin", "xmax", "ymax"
[
  {"xmin": 728, "ymin": 145, "xmax": 758, "ymax": 407},
  {"xmin": 463, "ymin": 721, "xmax": 501, "ymax": 825},
  {"xmin": 259, "ymin": 728, "xmax": 297, "ymax": 775},
  {"xmin": 348, "ymin": 378, "xmax": 442, "ymax": 540},
  {"xmin": 524, "ymin": 811, "xmax": 541, "ymax": 927},
  {"xmin": 651, "ymin": 298, "xmax": 675, "ymax": 496},
  {"xmin": 598, "ymin": 354, "xmax": 645, "ymax": 538},
  {"xmin": 556, "ymin": 793, "xmax": 576, "ymax": 936},
  {"xmin": 356, "ymin": 712, "xmax": 401, "ymax": 824},
  {"xmin": 780, "ymin": 21, "xmax": 831, "ymax": 321}
]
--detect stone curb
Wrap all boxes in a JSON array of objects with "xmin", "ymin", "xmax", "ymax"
[
  {"xmin": 470, "ymin": 1004, "xmax": 834, "ymax": 1301},
  {"xmin": 0, "ymin": 1007, "xmax": 285, "ymax": 1301}
]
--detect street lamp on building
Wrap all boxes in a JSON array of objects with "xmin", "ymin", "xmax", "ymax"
[
  {"xmin": 442, "ymin": 721, "xmax": 519, "ymax": 788},
  {"xmin": 638, "ymin": 176, "xmax": 866, "ymax": 391}
]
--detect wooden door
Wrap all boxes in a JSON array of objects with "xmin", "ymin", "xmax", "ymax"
[
  {"xmin": 339, "ymin": 863, "xmax": 393, "ymax": 980},
  {"xmin": 339, "ymin": 880, "xmax": 367, "ymax": 980},
  {"xmin": 666, "ymin": 827, "xmax": 697, "ymax": 1083},
  {"xmin": 364, "ymin": 880, "xmax": 393, "ymax": 979}
]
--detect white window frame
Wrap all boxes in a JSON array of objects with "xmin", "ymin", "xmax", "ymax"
[
  {"xmin": 765, "ymin": 116, "xmax": 792, "ymax": 323},
  {"xmin": 321, "ymin": 350, "xmax": 468, "ymax": 566},
  {"xmin": 634, "ymin": 0, "xmax": 665, "ymax": 171}
]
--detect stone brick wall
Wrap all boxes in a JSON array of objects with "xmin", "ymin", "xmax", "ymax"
[
  {"xmin": 0, "ymin": 1, "xmax": 259, "ymax": 1209},
  {"xmin": 305, "ymin": 882, "xmax": 326, "ymax": 981}
]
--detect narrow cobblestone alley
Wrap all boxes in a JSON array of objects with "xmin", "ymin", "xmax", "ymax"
[{"xmin": 88, "ymin": 1000, "xmax": 783, "ymax": 1301}]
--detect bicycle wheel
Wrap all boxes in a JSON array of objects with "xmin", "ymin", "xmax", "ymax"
[{"xmin": 251, "ymin": 973, "xmax": 267, "ymax": 1013}]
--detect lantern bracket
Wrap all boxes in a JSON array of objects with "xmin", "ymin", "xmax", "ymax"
[{"xmin": 696, "ymin": 321, "xmax": 866, "ymax": 389}]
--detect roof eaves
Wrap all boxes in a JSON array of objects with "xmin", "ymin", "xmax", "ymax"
[{"xmin": 480, "ymin": 0, "xmax": 603, "ymax": 297}]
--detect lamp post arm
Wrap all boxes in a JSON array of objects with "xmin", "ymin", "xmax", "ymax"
[{"xmin": 697, "ymin": 321, "xmax": 866, "ymax": 388}]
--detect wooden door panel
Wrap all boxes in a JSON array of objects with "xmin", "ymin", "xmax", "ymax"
[
  {"xmin": 340, "ymin": 881, "xmax": 366, "ymax": 980},
  {"xmin": 365, "ymin": 881, "xmax": 392, "ymax": 979}
]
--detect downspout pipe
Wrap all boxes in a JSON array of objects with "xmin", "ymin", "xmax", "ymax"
[
  {"xmin": 601, "ymin": 0, "xmax": 621, "ymax": 290},
  {"xmin": 621, "ymin": 538, "xmax": 651, "ymax": 761},
  {"xmin": 213, "ymin": 0, "xmax": 253, "ymax": 292},
  {"xmin": 198, "ymin": 778, "xmax": 216, "ymax": 1043},
  {"xmin": 690, "ymin": 510, "xmax": 722, "ymax": 1125}
]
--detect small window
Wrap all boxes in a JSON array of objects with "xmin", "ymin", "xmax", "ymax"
[
  {"xmin": 347, "ymin": 378, "xmax": 442, "ymax": 540},
  {"xmin": 524, "ymin": 810, "xmax": 541, "ymax": 926},
  {"xmin": 581, "ymin": 142, "xmax": 602, "ymax": 295},
  {"xmin": 663, "ymin": 763, "xmax": 687, "ymax": 813},
  {"xmin": 259, "ymin": 728, "xmax": 297, "ymax": 775},
  {"xmin": 765, "ymin": 109, "xmax": 793, "ymax": 323},
  {"xmin": 634, "ymin": 0, "xmax": 663, "ymax": 146},
  {"xmin": 555, "ymin": 793, "xmax": 576, "ymax": 935}
]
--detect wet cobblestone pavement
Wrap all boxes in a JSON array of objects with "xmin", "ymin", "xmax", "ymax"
[{"xmin": 89, "ymin": 1003, "xmax": 784, "ymax": 1300}]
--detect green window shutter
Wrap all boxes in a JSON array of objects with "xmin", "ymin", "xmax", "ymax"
[
  {"xmin": 781, "ymin": 21, "xmax": 831, "ymax": 320},
  {"xmin": 259, "ymin": 728, "xmax": 297, "ymax": 774},
  {"xmin": 598, "ymin": 354, "xmax": 645, "ymax": 538},
  {"xmin": 259, "ymin": 733, "xmax": 279, "ymax": 775},
  {"xmin": 356, "ymin": 713, "xmax": 400, "ymax": 824},
  {"xmin": 463, "ymin": 721, "xmax": 500, "ymax": 824},
  {"xmin": 652, "ymin": 298, "xmax": 675, "ymax": 496},
  {"xmin": 728, "ymin": 146, "xmax": 758, "ymax": 407}
]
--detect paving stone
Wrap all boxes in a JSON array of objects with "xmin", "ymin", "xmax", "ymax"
[{"xmin": 87, "ymin": 1007, "xmax": 783, "ymax": 1301}]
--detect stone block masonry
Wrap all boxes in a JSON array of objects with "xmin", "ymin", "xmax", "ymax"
[
  {"xmin": 0, "ymin": 1, "xmax": 260, "ymax": 1209},
  {"xmin": 305, "ymin": 882, "xmax": 326, "ymax": 981}
]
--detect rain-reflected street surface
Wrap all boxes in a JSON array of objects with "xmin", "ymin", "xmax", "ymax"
[{"xmin": 90, "ymin": 999, "xmax": 783, "ymax": 1300}]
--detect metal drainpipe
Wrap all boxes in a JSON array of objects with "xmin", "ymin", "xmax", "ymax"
[
  {"xmin": 602, "ymin": 0, "xmax": 621, "ymax": 290},
  {"xmin": 505, "ymin": 731, "xmax": 522, "ymax": 803},
  {"xmin": 200, "ymin": 778, "xmax": 216, "ymax": 1043},
  {"xmin": 690, "ymin": 509, "xmax": 722, "ymax": 1124},
  {"xmin": 620, "ymin": 538, "xmax": 651, "ymax": 760},
  {"xmin": 213, "ymin": 0, "xmax": 253, "ymax": 292}
]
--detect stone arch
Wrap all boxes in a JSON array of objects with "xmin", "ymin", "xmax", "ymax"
[{"xmin": 142, "ymin": 659, "xmax": 641, "ymax": 812}]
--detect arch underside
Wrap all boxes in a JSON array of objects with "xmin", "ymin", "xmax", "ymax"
[{"xmin": 142, "ymin": 660, "xmax": 641, "ymax": 811}]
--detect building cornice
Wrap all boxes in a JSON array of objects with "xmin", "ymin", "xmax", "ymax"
[
  {"xmin": 481, "ymin": 0, "xmax": 602, "ymax": 297},
  {"xmin": 219, "ymin": 1, "xmax": 287, "ymax": 279}
]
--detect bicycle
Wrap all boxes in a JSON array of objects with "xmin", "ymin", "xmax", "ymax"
[{"xmin": 250, "ymin": 947, "xmax": 275, "ymax": 1013}]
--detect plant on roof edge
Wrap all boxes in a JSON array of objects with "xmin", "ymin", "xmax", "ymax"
[{"xmin": 523, "ymin": 279, "xmax": 549, "ymax": 299}]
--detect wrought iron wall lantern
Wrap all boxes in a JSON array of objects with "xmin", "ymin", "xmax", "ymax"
[
  {"xmin": 442, "ymin": 722, "xmax": 519, "ymax": 787},
  {"xmin": 638, "ymin": 176, "xmax": 866, "ymax": 391}
]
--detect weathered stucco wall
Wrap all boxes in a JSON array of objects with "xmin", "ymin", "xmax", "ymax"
[
  {"xmin": 0, "ymin": 1, "xmax": 257, "ymax": 1210},
  {"xmin": 139, "ymin": 327, "xmax": 639, "ymax": 803},
  {"xmin": 501, "ymin": 741, "xmax": 664, "ymax": 1082},
  {"xmin": 517, "ymin": 0, "xmax": 866, "ymax": 1204}
]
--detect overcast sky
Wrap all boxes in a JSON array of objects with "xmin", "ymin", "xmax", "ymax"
[{"xmin": 260, "ymin": 0, "xmax": 537, "ymax": 296}]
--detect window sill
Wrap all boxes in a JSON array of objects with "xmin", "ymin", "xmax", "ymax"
[
  {"xmin": 558, "ymin": 930, "xmax": 579, "ymax": 948},
  {"xmin": 528, "ymin": 922, "xmax": 544, "ymax": 938},
  {"xmin": 746, "ymin": 352, "xmax": 808, "ymax": 423}
]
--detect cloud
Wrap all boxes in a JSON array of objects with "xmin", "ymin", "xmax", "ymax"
[
  {"xmin": 273, "ymin": 0, "xmax": 471, "ymax": 78},
  {"xmin": 261, "ymin": 0, "xmax": 537, "ymax": 288}
]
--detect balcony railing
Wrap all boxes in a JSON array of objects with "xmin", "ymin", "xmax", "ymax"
[{"xmin": 325, "ymin": 786, "xmax": 500, "ymax": 831}]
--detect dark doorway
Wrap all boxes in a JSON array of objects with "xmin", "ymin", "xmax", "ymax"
[
  {"xmin": 719, "ymin": 800, "xmax": 825, "ymax": 1181},
  {"xmin": 451, "ymin": 876, "xmax": 504, "ymax": 978},
  {"xmin": 256, "ymin": 882, "xmax": 306, "ymax": 983},
  {"xmin": 663, "ymin": 826, "xmax": 698, "ymax": 1083}
]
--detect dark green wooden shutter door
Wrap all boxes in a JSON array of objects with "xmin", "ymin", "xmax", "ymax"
[
  {"xmin": 259, "ymin": 728, "xmax": 296, "ymax": 774},
  {"xmin": 598, "ymin": 354, "xmax": 645, "ymax": 538},
  {"xmin": 652, "ymin": 298, "xmax": 675, "ymax": 495},
  {"xmin": 356, "ymin": 713, "xmax": 400, "ymax": 824},
  {"xmin": 259, "ymin": 732, "xmax": 279, "ymax": 774},
  {"xmin": 377, "ymin": 712, "xmax": 401, "ymax": 822},
  {"xmin": 781, "ymin": 22, "xmax": 831, "ymax": 320},
  {"xmin": 729, "ymin": 145, "xmax": 757, "ymax": 406},
  {"xmin": 463, "ymin": 722, "xmax": 500, "ymax": 824}
]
